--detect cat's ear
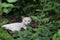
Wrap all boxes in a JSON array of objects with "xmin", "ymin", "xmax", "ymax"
[
  {"xmin": 21, "ymin": 16, "xmax": 25, "ymax": 19},
  {"xmin": 29, "ymin": 16, "xmax": 32, "ymax": 19}
]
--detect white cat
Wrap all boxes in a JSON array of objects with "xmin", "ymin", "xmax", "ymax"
[{"xmin": 2, "ymin": 17, "xmax": 31, "ymax": 31}]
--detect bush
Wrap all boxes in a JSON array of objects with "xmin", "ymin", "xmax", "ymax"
[{"xmin": 0, "ymin": 0, "xmax": 60, "ymax": 40}]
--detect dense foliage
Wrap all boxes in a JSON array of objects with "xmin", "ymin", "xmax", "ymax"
[{"xmin": 0, "ymin": 0, "xmax": 60, "ymax": 40}]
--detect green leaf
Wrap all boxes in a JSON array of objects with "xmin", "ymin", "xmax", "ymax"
[
  {"xmin": 3, "ymin": 8, "xmax": 12, "ymax": 13},
  {"xmin": 31, "ymin": 16, "xmax": 38, "ymax": 20},
  {"xmin": 39, "ymin": 0, "xmax": 47, "ymax": 2},
  {"xmin": 7, "ymin": 0, "xmax": 17, "ymax": 3},
  {"xmin": 41, "ymin": 18, "xmax": 49, "ymax": 23},
  {"xmin": 52, "ymin": 30, "xmax": 60, "ymax": 40},
  {"xmin": 0, "ymin": 28, "xmax": 14, "ymax": 40},
  {"xmin": 2, "ymin": 3, "xmax": 14, "ymax": 8},
  {"xmin": 16, "ymin": 38, "xmax": 24, "ymax": 40},
  {"xmin": 31, "ymin": 33, "xmax": 38, "ymax": 39},
  {"xmin": 2, "ymin": 19, "xmax": 9, "ymax": 25},
  {"xmin": 2, "ymin": 3, "xmax": 14, "ymax": 13}
]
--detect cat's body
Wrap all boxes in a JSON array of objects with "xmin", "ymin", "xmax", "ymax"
[
  {"xmin": 2, "ymin": 17, "xmax": 31, "ymax": 31},
  {"xmin": 2, "ymin": 23, "xmax": 26, "ymax": 31}
]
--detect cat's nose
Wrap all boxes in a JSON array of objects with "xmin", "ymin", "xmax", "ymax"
[
  {"xmin": 20, "ymin": 27, "xmax": 25, "ymax": 31},
  {"xmin": 27, "ymin": 23, "xmax": 30, "ymax": 24}
]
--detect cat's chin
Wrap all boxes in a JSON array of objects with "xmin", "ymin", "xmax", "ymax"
[{"xmin": 25, "ymin": 24, "xmax": 30, "ymax": 26}]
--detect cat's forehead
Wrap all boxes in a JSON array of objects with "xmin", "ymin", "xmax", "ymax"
[{"xmin": 23, "ymin": 17, "xmax": 31, "ymax": 20}]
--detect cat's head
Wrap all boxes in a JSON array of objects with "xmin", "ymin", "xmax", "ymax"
[{"xmin": 22, "ymin": 17, "xmax": 31, "ymax": 25}]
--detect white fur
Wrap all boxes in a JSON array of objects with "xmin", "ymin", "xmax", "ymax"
[{"xmin": 2, "ymin": 17, "xmax": 31, "ymax": 31}]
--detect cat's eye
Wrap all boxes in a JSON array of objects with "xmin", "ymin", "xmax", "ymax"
[
  {"xmin": 28, "ymin": 20, "xmax": 30, "ymax": 22},
  {"xmin": 25, "ymin": 20, "xmax": 26, "ymax": 22}
]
